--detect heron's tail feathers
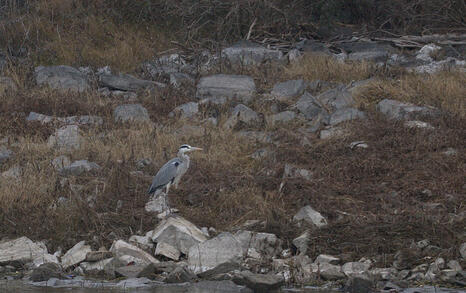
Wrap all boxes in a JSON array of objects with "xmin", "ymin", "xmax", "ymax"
[{"xmin": 147, "ymin": 185, "xmax": 157, "ymax": 195}]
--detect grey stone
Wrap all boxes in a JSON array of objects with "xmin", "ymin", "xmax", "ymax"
[
  {"xmin": 315, "ymin": 254, "xmax": 340, "ymax": 265},
  {"xmin": 0, "ymin": 237, "xmax": 48, "ymax": 265},
  {"xmin": 222, "ymin": 41, "xmax": 283, "ymax": 65},
  {"xmin": 155, "ymin": 242, "xmax": 181, "ymax": 261},
  {"xmin": 48, "ymin": 125, "xmax": 81, "ymax": 150},
  {"xmin": 196, "ymin": 74, "xmax": 256, "ymax": 103},
  {"xmin": 377, "ymin": 99, "xmax": 439, "ymax": 120},
  {"xmin": 115, "ymin": 265, "xmax": 149, "ymax": 278},
  {"xmin": 320, "ymin": 126, "xmax": 346, "ymax": 139},
  {"xmin": 85, "ymin": 251, "xmax": 113, "ymax": 262},
  {"xmin": 128, "ymin": 235, "xmax": 154, "ymax": 251},
  {"xmin": 30, "ymin": 263, "xmax": 63, "ymax": 282},
  {"xmin": 416, "ymin": 44, "xmax": 442, "ymax": 62},
  {"xmin": 316, "ymin": 85, "xmax": 355, "ymax": 111},
  {"xmin": 110, "ymin": 240, "xmax": 159, "ymax": 265},
  {"xmin": 447, "ymin": 260, "xmax": 462, "ymax": 271},
  {"xmin": 294, "ymin": 92, "xmax": 326, "ymax": 120},
  {"xmin": 113, "ymin": 104, "xmax": 150, "ymax": 123},
  {"xmin": 32, "ymin": 253, "xmax": 60, "ymax": 267},
  {"xmin": 319, "ymin": 263, "xmax": 345, "ymax": 280},
  {"xmin": 416, "ymin": 239, "xmax": 430, "ymax": 249},
  {"xmin": 0, "ymin": 148, "xmax": 13, "ymax": 165},
  {"xmin": 342, "ymin": 262, "xmax": 371, "ymax": 278},
  {"xmin": 169, "ymin": 102, "xmax": 199, "ymax": 119},
  {"xmin": 169, "ymin": 72, "xmax": 195, "ymax": 88},
  {"xmin": 0, "ymin": 76, "xmax": 18, "ymax": 93},
  {"xmin": 59, "ymin": 160, "xmax": 101, "ymax": 176},
  {"xmin": 292, "ymin": 231, "xmax": 310, "ymax": 255},
  {"xmin": 267, "ymin": 111, "xmax": 296, "ymax": 125},
  {"xmin": 234, "ymin": 231, "xmax": 282, "ymax": 258},
  {"xmin": 145, "ymin": 194, "xmax": 169, "ymax": 214},
  {"xmin": 283, "ymin": 164, "xmax": 312, "ymax": 181},
  {"xmin": 149, "ymin": 216, "xmax": 207, "ymax": 255},
  {"xmin": 51, "ymin": 155, "xmax": 71, "ymax": 170},
  {"xmin": 223, "ymin": 104, "xmax": 260, "ymax": 130},
  {"xmin": 460, "ymin": 243, "xmax": 466, "ymax": 259},
  {"xmin": 271, "ymin": 79, "xmax": 306, "ymax": 101},
  {"xmin": 142, "ymin": 53, "xmax": 193, "ymax": 78},
  {"xmin": 340, "ymin": 41, "xmax": 392, "ymax": 63},
  {"xmin": 61, "ymin": 241, "xmax": 92, "ymax": 269},
  {"xmin": 293, "ymin": 205, "xmax": 327, "ymax": 227},
  {"xmin": 188, "ymin": 232, "xmax": 243, "ymax": 275},
  {"xmin": 329, "ymin": 107, "xmax": 366, "ymax": 125},
  {"xmin": 165, "ymin": 266, "xmax": 197, "ymax": 283},
  {"xmin": 1, "ymin": 165, "xmax": 22, "ymax": 179},
  {"xmin": 369, "ymin": 267, "xmax": 397, "ymax": 280},
  {"xmin": 80, "ymin": 257, "xmax": 123, "ymax": 277},
  {"xmin": 232, "ymin": 270, "xmax": 284, "ymax": 293},
  {"xmin": 99, "ymin": 73, "xmax": 158, "ymax": 91},
  {"xmin": 35, "ymin": 65, "xmax": 90, "ymax": 92}
]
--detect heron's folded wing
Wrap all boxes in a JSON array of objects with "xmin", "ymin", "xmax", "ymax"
[{"xmin": 147, "ymin": 158, "xmax": 180, "ymax": 194}]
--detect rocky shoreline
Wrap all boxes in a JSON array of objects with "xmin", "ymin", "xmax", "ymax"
[{"xmin": 1, "ymin": 38, "xmax": 465, "ymax": 292}]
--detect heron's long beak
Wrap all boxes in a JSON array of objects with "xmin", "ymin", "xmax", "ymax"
[{"xmin": 191, "ymin": 147, "xmax": 203, "ymax": 151}]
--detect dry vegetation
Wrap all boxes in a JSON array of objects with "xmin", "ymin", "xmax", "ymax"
[{"xmin": 0, "ymin": 0, "xmax": 465, "ymax": 269}]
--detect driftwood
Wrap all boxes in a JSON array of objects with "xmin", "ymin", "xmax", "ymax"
[{"xmin": 373, "ymin": 34, "xmax": 466, "ymax": 48}]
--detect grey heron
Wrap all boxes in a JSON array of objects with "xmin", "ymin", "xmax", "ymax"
[{"xmin": 147, "ymin": 144, "xmax": 203, "ymax": 196}]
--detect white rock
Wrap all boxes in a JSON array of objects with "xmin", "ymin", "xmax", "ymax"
[
  {"xmin": 32, "ymin": 253, "xmax": 60, "ymax": 268},
  {"xmin": 342, "ymin": 262, "xmax": 371, "ymax": 277},
  {"xmin": 314, "ymin": 254, "xmax": 340, "ymax": 265},
  {"xmin": 155, "ymin": 242, "xmax": 181, "ymax": 261},
  {"xmin": 293, "ymin": 205, "xmax": 328, "ymax": 227},
  {"xmin": 0, "ymin": 237, "xmax": 48, "ymax": 264},
  {"xmin": 61, "ymin": 241, "xmax": 92, "ymax": 269},
  {"xmin": 110, "ymin": 240, "xmax": 158, "ymax": 265},
  {"xmin": 128, "ymin": 235, "xmax": 154, "ymax": 251},
  {"xmin": 48, "ymin": 125, "xmax": 81, "ymax": 150}
]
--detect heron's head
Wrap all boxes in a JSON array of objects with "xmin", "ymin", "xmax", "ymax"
[{"xmin": 178, "ymin": 144, "xmax": 203, "ymax": 154}]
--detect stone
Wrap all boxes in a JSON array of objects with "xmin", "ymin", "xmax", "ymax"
[
  {"xmin": 0, "ymin": 148, "xmax": 13, "ymax": 165},
  {"xmin": 142, "ymin": 53, "xmax": 193, "ymax": 78},
  {"xmin": 320, "ymin": 126, "xmax": 346, "ymax": 139},
  {"xmin": 223, "ymin": 104, "xmax": 260, "ymax": 130},
  {"xmin": 342, "ymin": 262, "xmax": 371, "ymax": 278},
  {"xmin": 344, "ymin": 275, "xmax": 373, "ymax": 293},
  {"xmin": 155, "ymin": 242, "xmax": 181, "ymax": 261},
  {"xmin": 0, "ymin": 76, "xmax": 18, "ymax": 94},
  {"xmin": 47, "ymin": 125, "xmax": 81, "ymax": 150},
  {"xmin": 0, "ymin": 237, "xmax": 47, "ymax": 265},
  {"xmin": 30, "ymin": 263, "xmax": 63, "ymax": 282},
  {"xmin": 287, "ymin": 49, "xmax": 302, "ymax": 62},
  {"xmin": 165, "ymin": 266, "xmax": 197, "ymax": 283},
  {"xmin": 80, "ymin": 257, "xmax": 123, "ymax": 278},
  {"xmin": 369, "ymin": 267, "xmax": 397, "ymax": 280},
  {"xmin": 32, "ymin": 253, "xmax": 60, "ymax": 268},
  {"xmin": 266, "ymin": 111, "xmax": 296, "ymax": 125},
  {"xmin": 59, "ymin": 160, "xmax": 101, "ymax": 176},
  {"xmin": 319, "ymin": 263, "xmax": 345, "ymax": 280},
  {"xmin": 196, "ymin": 74, "xmax": 256, "ymax": 103},
  {"xmin": 404, "ymin": 120, "xmax": 434, "ymax": 129},
  {"xmin": 99, "ymin": 73, "xmax": 158, "ymax": 91},
  {"xmin": 26, "ymin": 112, "xmax": 102, "ymax": 126},
  {"xmin": 234, "ymin": 231, "xmax": 282, "ymax": 258},
  {"xmin": 115, "ymin": 265, "xmax": 149, "ymax": 278},
  {"xmin": 169, "ymin": 72, "xmax": 195, "ymax": 88},
  {"xmin": 329, "ymin": 108, "xmax": 366, "ymax": 125},
  {"xmin": 169, "ymin": 102, "xmax": 199, "ymax": 119},
  {"xmin": 447, "ymin": 260, "xmax": 462, "ymax": 271},
  {"xmin": 35, "ymin": 65, "xmax": 90, "ymax": 92},
  {"xmin": 293, "ymin": 205, "xmax": 328, "ymax": 228},
  {"xmin": 316, "ymin": 85, "xmax": 355, "ymax": 111},
  {"xmin": 188, "ymin": 232, "xmax": 243, "ymax": 275},
  {"xmin": 149, "ymin": 216, "xmax": 207, "ymax": 255},
  {"xmin": 283, "ymin": 164, "xmax": 312, "ymax": 181},
  {"xmin": 85, "ymin": 251, "xmax": 113, "ymax": 262},
  {"xmin": 349, "ymin": 141, "xmax": 368, "ymax": 149},
  {"xmin": 222, "ymin": 41, "xmax": 283, "ymax": 65},
  {"xmin": 292, "ymin": 231, "xmax": 310, "ymax": 255},
  {"xmin": 113, "ymin": 104, "xmax": 150, "ymax": 123},
  {"xmin": 232, "ymin": 270, "xmax": 284, "ymax": 293},
  {"xmin": 294, "ymin": 92, "xmax": 326, "ymax": 120},
  {"xmin": 416, "ymin": 239, "xmax": 430, "ymax": 249},
  {"xmin": 459, "ymin": 242, "xmax": 466, "ymax": 259},
  {"xmin": 61, "ymin": 241, "xmax": 92, "ymax": 269},
  {"xmin": 315, "ymin": 254, "xmax": 340, "ymax": 265},
  {"xmin": 416, "ymin": 44, "xmax": 441, "ymax": 62},
  {"xmin": 1, "ymin": 165, "xmax": 22, "ymax": 179},
  {"xmin": 110, "ymin": 240, "xmax": 159, "ymax": 265},
  {"xmin": 340, "ymin": 41, "xmax": 391, "ymax": 63},
  {"xmin": 144, "ymin": 195, "xmax": 168, "ymax": 214},
  {"xmin": 376, "ymin": 99, "xmax": 439, "ymax": 120},
  {"xmin": 128, "ymin": 235, "xmax": 154, "ymax": 251},
  {"xmin": 271, "ymin": 80, "xmax": 306, "ymax": 101}
]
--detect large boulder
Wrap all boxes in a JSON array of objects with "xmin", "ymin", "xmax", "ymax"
[
  {"xmin": 61, "ymin": 241, "xmax": 92, "ymax": 269},
  {"xmin": 34, "ymin": 65, "xmax": 90, "ymax": 92},
  {"xmin": 376, "ymin": 99, "xmax": 440, "ymax": 120},
  {"xmin": 113, "ymin": 104, "xmax": 150, "ymax": 123},
  {"xmin": 329, "ymin": 108, "xmax": 366, "ymax": 125},
  {"xmin": 80, "ymin": 257, "xmax": 123, "ymax": 278},
  {"xmin": 188, "ymin": 232, "xmax": 243, "ymax": 275},
  {"xmin": 293, "ymin": 205, "xmax": 328, "ymax": 227},
  {"xmin": 223, "ymin": 104, "xmax": 260, "ymax": 130},
  {"xmin": 110, "ymin": 240, "xmax": 159, "ymax": 265},
  {"xmin": 196, "ymin": 74, "xmax": 256, "ymax": 103},
  {"xmin": 293, "ymin": 92, "xmax": 328, "ymax": 121},
  {"xmin": 47, "ymin": 125, "xmax": 81, "ymax": 150},
  {"xmin": 222, "ymin": 41, "xmax": 283, "ymax": 65},
  {"xmin": 99, "ymin": 73, "xmax": 158, "ymax": 91},
  {"xmin": 271, "ymin": 79, "xmax": 306, "ymax": 101},
  {"xmin": 234, "ymin": 231, "xmax": 282, "ymax": 258},
  {"xmin": 149, "ymin": 216, "xmax": 207, "ymax": 255},
  {"xmin": 316, "ymin": 85, "xmax": 355, "ymax": 111},
  {"xmin": 0, "ymin": 237, "xmax": 47, "ymax": 265}
]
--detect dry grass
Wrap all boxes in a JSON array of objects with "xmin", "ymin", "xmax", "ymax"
[{"xmin": 284, "ymin": 53, "xmax": 374, "ymax": 84}]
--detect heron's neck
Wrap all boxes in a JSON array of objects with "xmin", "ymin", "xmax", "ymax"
[{"xmin": 177, "ymin": 151, "xmax": 190, "ymax": 162}]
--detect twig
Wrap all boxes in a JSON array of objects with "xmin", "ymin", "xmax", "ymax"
[{"xmin": 246, "ymin": 17, "xmax": 257, "ymax": 40}]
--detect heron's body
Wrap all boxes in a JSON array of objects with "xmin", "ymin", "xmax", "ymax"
[{"xmin": 147, "ymin": 144, "xmax": 201, "ymax": 196}]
